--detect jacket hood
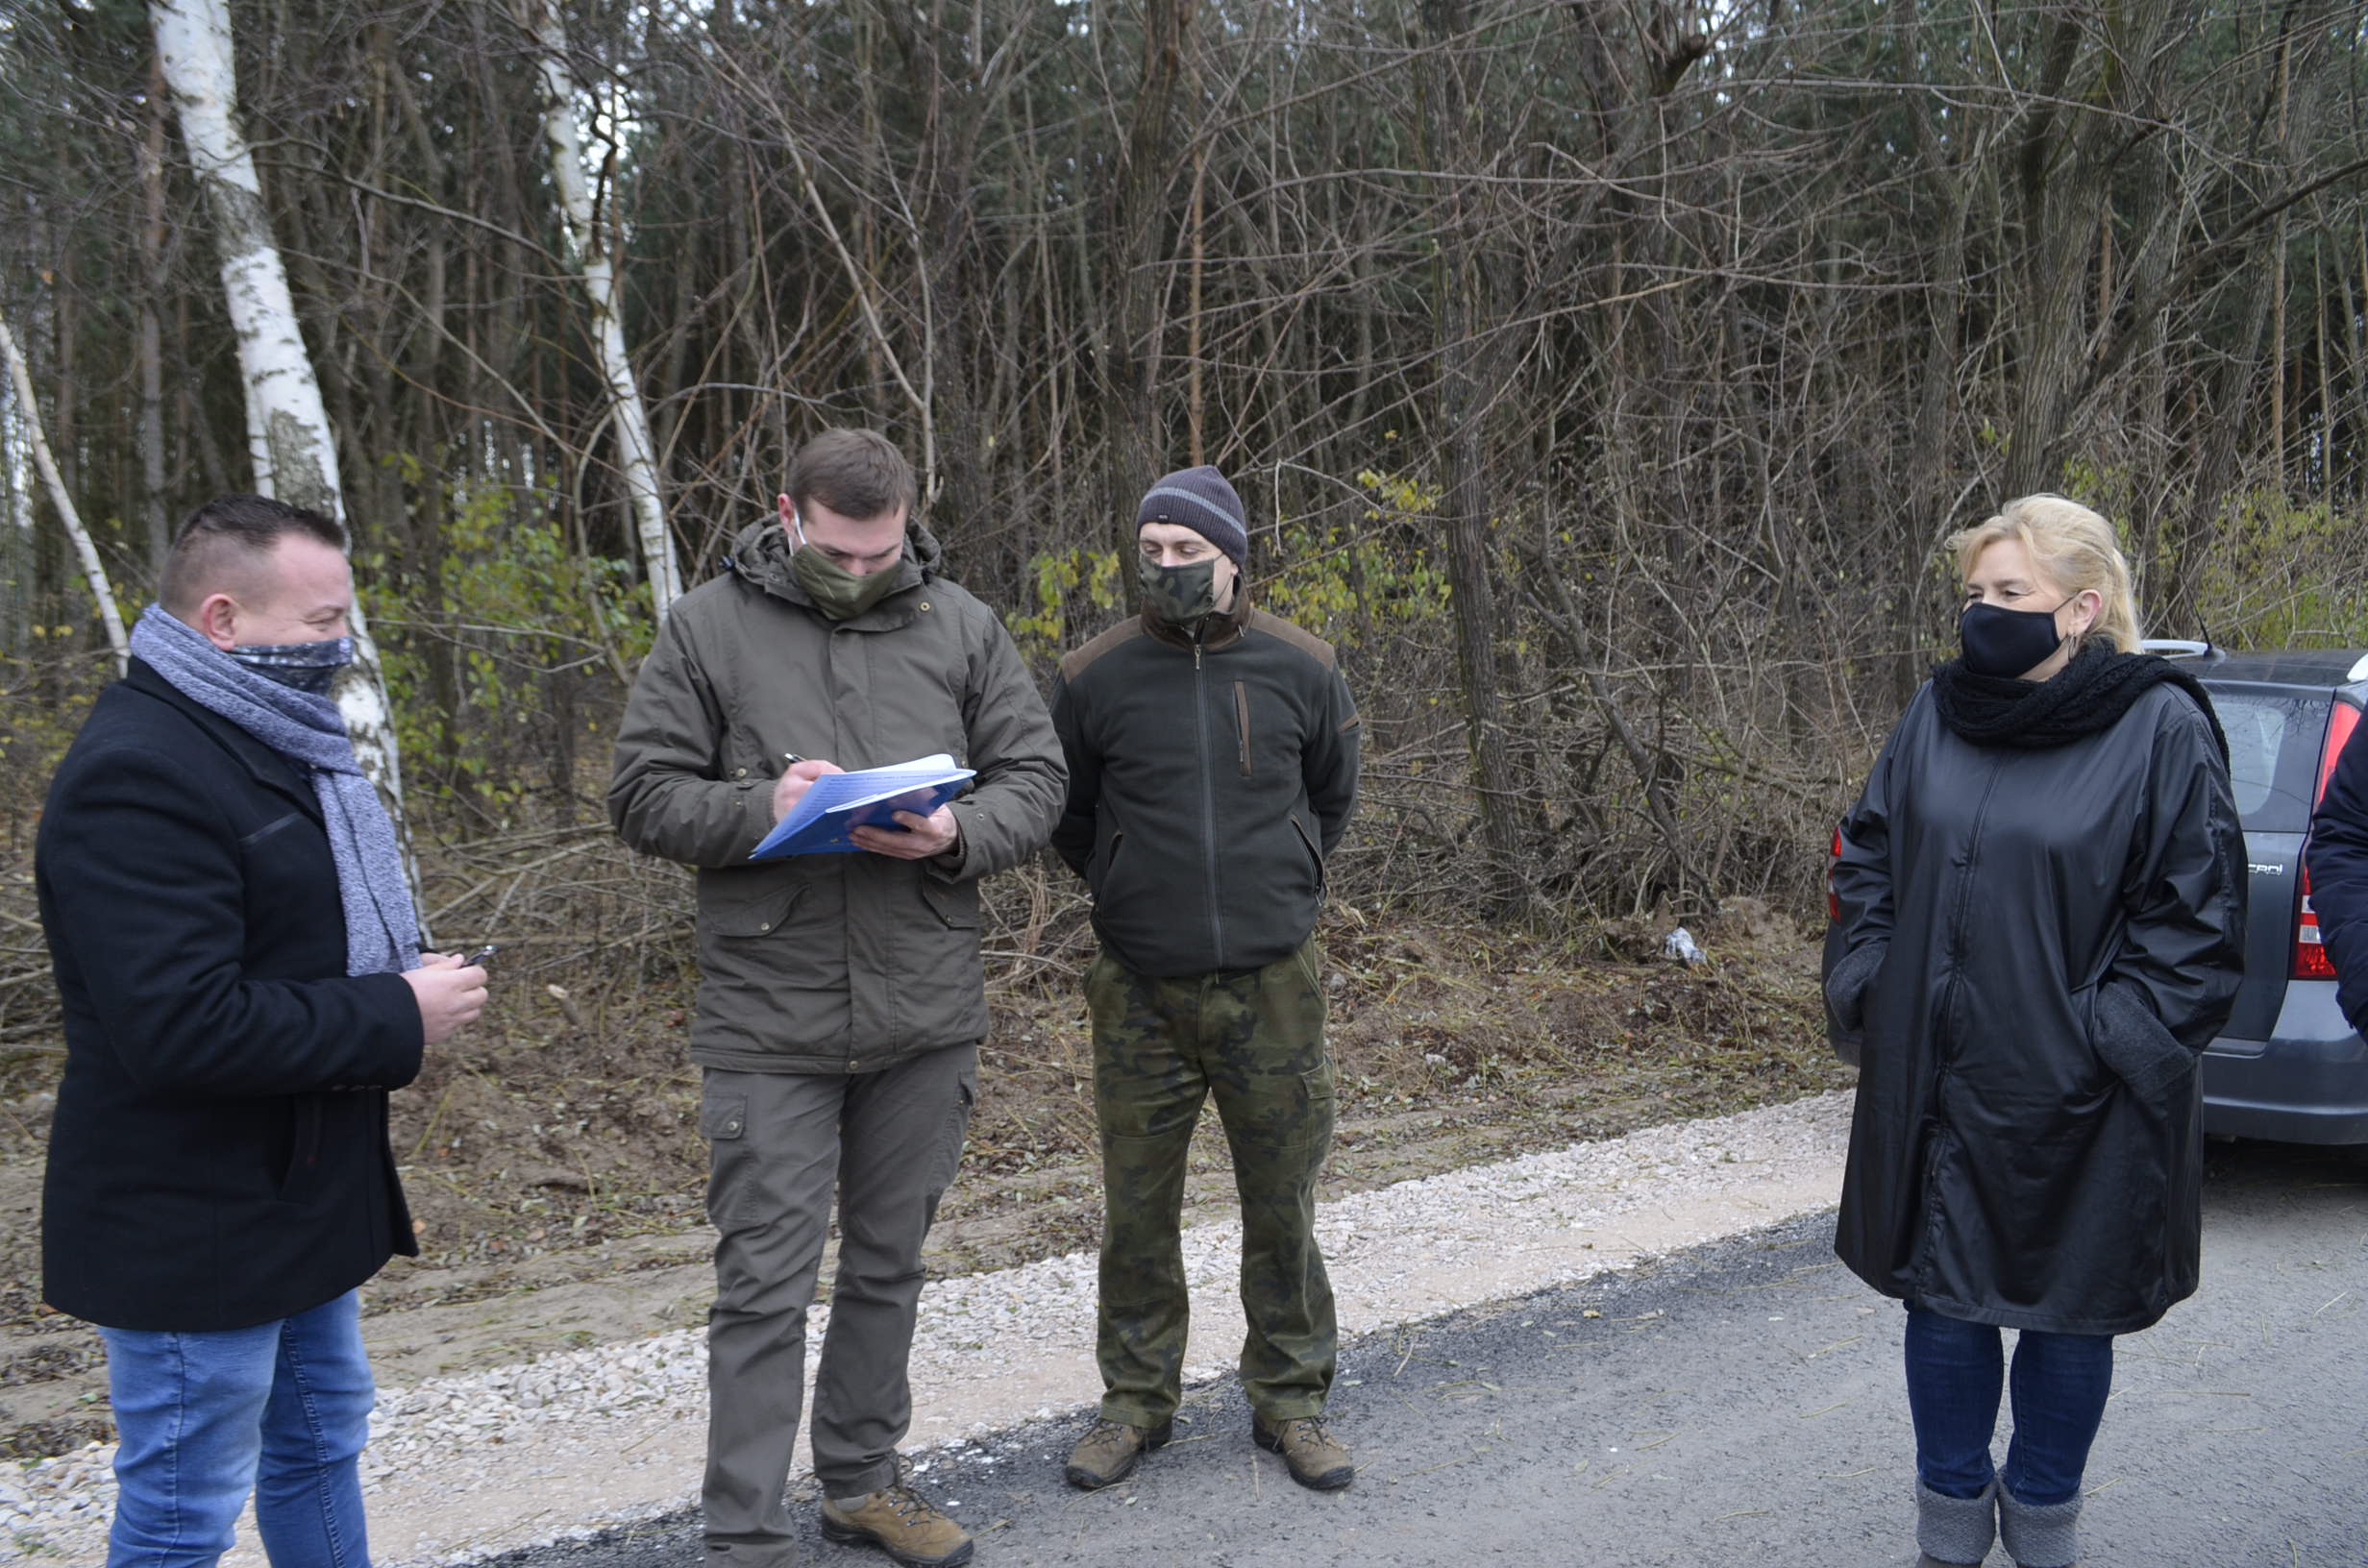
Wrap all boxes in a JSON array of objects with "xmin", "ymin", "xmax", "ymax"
[{"xmin": 727, "ymin": 514, "xmax": 946, "ymax": 621}]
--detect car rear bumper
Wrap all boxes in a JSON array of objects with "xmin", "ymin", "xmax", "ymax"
[{"xmin": 2203, "ymin": 987, "xmax": 2368, "ymax": 1144}]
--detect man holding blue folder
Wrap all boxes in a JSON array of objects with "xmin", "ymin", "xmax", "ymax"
[
  {"xmin": 1048, "ymin": 466, "xmax": 1362, "ymax": 1495},
  {"xmin": 609, "ymin": 429, "xmax": 1063, "ymax": 1568}
]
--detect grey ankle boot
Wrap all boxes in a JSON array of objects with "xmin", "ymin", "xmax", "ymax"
[
  {"xmin": 1915, "ymin": 1477, "xmax": 1998, "ymax": 1566},
  {"xmin": 1996, "ymin": 1488, "xmax": 2081, "ymax": 1568}
]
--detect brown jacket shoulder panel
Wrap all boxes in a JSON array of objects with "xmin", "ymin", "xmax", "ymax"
[
  {"xmin": 1060, "ymin": 616, "xmax": 1149, "ymax": 684},
  {"xmin": 1242, "ymin": 608, "xmax": 1338, "ymax": 671}
]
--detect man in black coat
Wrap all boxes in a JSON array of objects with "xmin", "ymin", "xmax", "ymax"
[
  {"xmin": 2306, "ymin": 711, "xmax": 2368, "ymax": 1035},
  {"xmin": 37, "ymin": 495, "xmax": 486, "ymax": 1567}
]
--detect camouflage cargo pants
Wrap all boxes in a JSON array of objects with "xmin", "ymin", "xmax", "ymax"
[{"xmin": 1087, "ymin": 941, "xmax": 1337, "ymax": 1427}]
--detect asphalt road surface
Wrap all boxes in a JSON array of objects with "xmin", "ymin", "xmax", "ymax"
[{"xmin": 475, "ymin": 1139, "xmax": 2368, "ymax": 1567}]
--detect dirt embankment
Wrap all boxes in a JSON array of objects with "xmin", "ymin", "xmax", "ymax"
[{"xmin": 0, "ymin": 895, "xmax": 1846, "ymax": 1461}]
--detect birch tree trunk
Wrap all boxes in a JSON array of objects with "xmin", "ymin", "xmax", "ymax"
[
  {"xmin": 0, "ymin": 309, "xmax": 129, "ymax": 675},
  {"xmin": 519, "ymin": 0, "xmax": 682, "ymax": 622},
  {"xmin": 150, "ymin": 0, "xmax": 427, "ymax": 932},
  {"xmin": 139, "ymin": 57, "xmax": 172, "ymax": 576}
]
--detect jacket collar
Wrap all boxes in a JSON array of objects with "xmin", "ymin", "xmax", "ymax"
[
  {"xmin": 124, "ymin": 658, "xmax": 323, "ymax": 821},
  {"xmin": 1138, "ymin": 583, "xmax": 1254, "ymax": 653},
  {"xmin": 727, "ymin": 515, "xmax": 945, "ymax": 630}
]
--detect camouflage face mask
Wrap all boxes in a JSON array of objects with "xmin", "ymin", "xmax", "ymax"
[
  {"xmin": 1138, "ymin": 554, "xmax": 1221, "ymax": 626},
  {"xmin": 790, "ymin": 513, "xmax": 904, "ymax": 622}
]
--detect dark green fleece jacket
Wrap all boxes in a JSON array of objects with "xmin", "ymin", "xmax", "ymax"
[{"xmin": 1049, "ymin": 603, "xmax": 1360, "ymax": 978}]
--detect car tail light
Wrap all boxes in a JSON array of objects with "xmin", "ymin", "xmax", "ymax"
[
  {"xmin": 2296, "ymin": 871, "xmax": 2335, "ymax": 979},
  {"xmin": 2295, "ymin": 699, "xmax": 2362, "ymax": 979},
  {"xmin": 1827, "ymin": 827, "xmax": 1842, "ymax": 922}
]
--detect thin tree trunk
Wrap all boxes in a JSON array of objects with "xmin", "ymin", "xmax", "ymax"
[
  {"xmin": 0, "ymin": 309, "xmax": 128, "ymax": 674},
  {"xmin": 139, "ymin": 55, "xmax": 172, "ymax": 577},
  {"xmin": 2272, "ymin": 32, "xmax": 2292, "ymax": 485},
  {"xmin": 151, "ymin": 0, "xmax": 423, "ymax": 931},
  {"xmin": 1186, "ymin": 137, "xmax": 1208, "ymax": 466},
  {"xmin": 2317, "ymin": 243, "xmax": 2335, "ymax": 493},
  {"xmin": 1097, "ymin": 0, "xmax": 1193, "ymax": 538},
  {"xmin": 1418, "ymin": 0, "xmax": 1525, "ymax": 916},
  {"xmin": 518, "ymin": 0, "xmax": 682, "ymax": 622}
]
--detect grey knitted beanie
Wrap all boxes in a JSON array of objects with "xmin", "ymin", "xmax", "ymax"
[{"xmin": 1135, "ymin": 467, "xmax": 1248, "ymax": 566}]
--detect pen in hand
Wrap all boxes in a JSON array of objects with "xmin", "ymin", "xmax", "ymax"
[{"xmin": 772, "ymin": 752, "xmax": 843, "ymax": 824}]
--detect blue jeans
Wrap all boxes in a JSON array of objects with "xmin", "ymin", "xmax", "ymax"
[
  {"xmin": 98, "ymin": 1289, "xmax": 375, "ymax": 1568},
  {"xmin": 1904, "ymin": 1306, "xmax": 2112, "ymax": 1507}
]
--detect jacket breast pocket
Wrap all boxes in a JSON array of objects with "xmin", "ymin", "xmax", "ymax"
[
  {"xmin": 1232, "ymin": 682, "xmax": 1256, "ymax": 776},
  {"xmin": 238, "ymin": 811, "xmax": 336, "ymax": 943},
  {"xmin": 240, "ymin": 811, "xmax": 306, "ymax": 851}
]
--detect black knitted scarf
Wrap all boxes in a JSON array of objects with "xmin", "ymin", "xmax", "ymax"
[{"xmin": 1929, "ymin": 643, "xmax": 2230, "ymax": 763}]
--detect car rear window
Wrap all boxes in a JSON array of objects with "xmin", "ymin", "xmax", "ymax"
[{"xmin": 2203, "ymin": 687, "xmax": 2326, "ymax": 831}]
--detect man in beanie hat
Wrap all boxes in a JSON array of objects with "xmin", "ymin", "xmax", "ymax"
[{"xmin": 1048, "ymin": 465, "xmax": 1362, "ymax": 1494}]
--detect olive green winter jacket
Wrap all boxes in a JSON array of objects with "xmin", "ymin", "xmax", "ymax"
[{"xmin": 608, "ymin": 518, "xmax": 1065, "ymax": 1072}]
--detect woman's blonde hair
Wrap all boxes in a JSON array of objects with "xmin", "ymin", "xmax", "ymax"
[{"xmin": 1945, "ymin": 494, "xmax": 2143, "ymax": 653}]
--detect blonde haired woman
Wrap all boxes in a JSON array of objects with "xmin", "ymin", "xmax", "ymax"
[{"xmin": 1825, "ymin": 495, "xmax": 2246, "ymax": 1567}]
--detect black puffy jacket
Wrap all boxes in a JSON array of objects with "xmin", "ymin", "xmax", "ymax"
[{"xmin": 1827, "ymin": 679, "xmax": 2245, "ymax": 1335}]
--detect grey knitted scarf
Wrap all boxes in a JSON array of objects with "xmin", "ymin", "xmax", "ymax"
[{"xmin": 130, "ymin": 605, "xmax": 421, "ymax": 976}]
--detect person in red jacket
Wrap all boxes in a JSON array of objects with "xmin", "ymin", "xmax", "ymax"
[{"xmin": 38, "ymin": 495, "xmax": 486, "ymax": 1567}]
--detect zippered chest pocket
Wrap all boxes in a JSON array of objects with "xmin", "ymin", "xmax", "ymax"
[{"xmin": 1224, "ymin": 677, "xmax": 1310, "ymax": 782}]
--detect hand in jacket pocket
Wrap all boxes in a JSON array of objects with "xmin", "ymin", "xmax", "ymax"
[
  {"xmin": 2090, "ymin": 983, "xmax": 2196, "ymax": 1098},
  {"xmin": 1824, "ymin": 940, "xmax": 1886, "ymax": 1039}
]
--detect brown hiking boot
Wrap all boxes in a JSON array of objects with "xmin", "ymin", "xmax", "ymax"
[
  {"xmin": 1064, "ymin": 1416, "xmax": 1174, "ymax": 1490},
  {"xmin": 819, "ymin": 1482, "xmax": 974, "ymax": 1567},
  {"xmin": 1250, "ymin": 1411, "xmax": 1355, "ymax": 1490}
]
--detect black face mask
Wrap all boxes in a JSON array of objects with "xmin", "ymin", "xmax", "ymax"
[{"xmin": 1959, "ymin": 598, "xmax": 2073, "ymax": 679}]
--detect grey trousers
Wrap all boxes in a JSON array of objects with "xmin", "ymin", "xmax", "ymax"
[{"xmin": 700, "ymin": 1044, "xmax": 976, "ymax": 1563}]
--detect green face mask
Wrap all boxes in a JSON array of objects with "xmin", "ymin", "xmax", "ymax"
[
  {"xmin": 1139, "ymin": 554, "xmax": 1221, "ymax": 626},
  {"xmin": 791, "ymin": 516, "xmax": 905, "ymax": 621}
]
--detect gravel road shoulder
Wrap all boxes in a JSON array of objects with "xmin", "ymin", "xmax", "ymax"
[
  {"xmin": 2, "ymin": 1090, "xmax": 1853, "ymax": 1563},
  {"xmin": 478, "ymin": 1139, "xmax": 2368, "ymax": 1568}
]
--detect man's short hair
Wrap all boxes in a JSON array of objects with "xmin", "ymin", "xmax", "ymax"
[
  {"xmin": 786, "ymin": 429, "xmax": 917, "ymax": 524},
  {"xmin": 159, "ymin": 495, "xmax": 348, "ymax": 617}
]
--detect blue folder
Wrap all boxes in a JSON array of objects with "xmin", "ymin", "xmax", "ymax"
[{"xmin": 749, "ymin": 754, "xmax": 976, "ymax": 859}]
